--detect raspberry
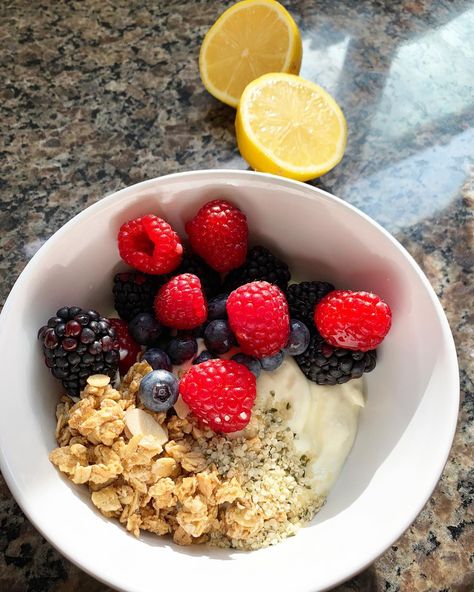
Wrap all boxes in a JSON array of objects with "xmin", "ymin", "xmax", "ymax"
[
  {"xmin": 226, "ymin": 281, "xmax": 290, "ymax": 358},
  {"xmin": 185, "ymin": 199, "xmax": 248, "ymax": 272},
  {"xmin": 286, "ymin": 281, "xmax": 335, "ymax": 329},
  {"xmin": 118, "ymin": 214, "xmax": 183, "ymax": 274},
  {"xmin": 223, "ymin": 245, "xmax": 290, "ymax": 292},
  {"xmin": 113, "ymin": 272, "xmax": 163, "ymax": 321},
  {"xmin": 315, "ymin": 290, "xmax": 392, "ymax": 351},
  {"xmin": 154, "ymin": 273, "xmax": 207, "ymax": 330},
  {"xmin": 179, "ymin": 359, "xmax": 256, "ymax": 433},
  {"xmin": 108, "ymin": 318, "xmax": 142, "ymax": 375}
]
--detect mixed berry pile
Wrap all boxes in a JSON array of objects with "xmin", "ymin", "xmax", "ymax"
[{"xmin": 38, "ymin": 199, "xmax": 392, "ymax": 434}]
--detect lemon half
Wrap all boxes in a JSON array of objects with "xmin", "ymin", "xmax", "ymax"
[
  {"xmin": 236, "ymin": 73, "xmax": 347, "ymax": 181},
  {"xmin": 199, "ymin": 0, "xmax": 302, "ymax": 108}
]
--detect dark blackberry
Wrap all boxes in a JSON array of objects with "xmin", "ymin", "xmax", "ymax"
[
  {"xmin": 113, "ymin": 272, "xmax": 162, "ymax": 321},
  {"xmin": 176, "ymin": 253, "xmax": 221, "ymax": 298},
  {"xmin": 295, "ymin": 332, "xmax": 377, "ymax": 385},
  {"xmin": 286, "ymin": 281, "xmax": 335, "ymax": 329},
  {"xmin": 223, "ymin": 245, "xmax": 290, "ymax": 292},
  {"xmin": 38, "ymin": 306, "xmax": 120, "ymax": 397}
]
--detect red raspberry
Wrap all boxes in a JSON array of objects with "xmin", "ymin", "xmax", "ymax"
[
  {"xmin": 108, "ymin": 318, "xmax": 142, "ymax": 374},
  {"xmin": 226, "ymin": 281, "xmax": 290, "ymax": 358},
  {"xmin": 185, "ymin": 199, "xmax": 248, "ymax": 272},
  {"xmin": 154, "ymin": 273, "xmax": 207, "ymax": 330},
  {"xmin": 118, "ymin": 214, "xmax": 183, "ymax": 274},
  {"xmin": 314, "ymin": 290, "xmax": 392, "ymax": 352},
  {"xmin": 179, "ymin": 359, "xmax": 256, "ymax": 433}
]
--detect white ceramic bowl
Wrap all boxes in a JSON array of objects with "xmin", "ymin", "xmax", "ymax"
[{"xmin": 0, "ymin": 170, "xmax": 459, "ymax": 592}]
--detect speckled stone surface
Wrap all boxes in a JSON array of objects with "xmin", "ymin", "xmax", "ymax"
[{"xmin": 0, "ymin": 0, "xmax": 473, "ymax": 590}]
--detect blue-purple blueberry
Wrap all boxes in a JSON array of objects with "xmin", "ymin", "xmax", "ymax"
[
  {"xmin": 139, "ymin": 370, "xmax": 179, "ymax": 412},
  {"xmin": 260, "ymin": 351, "xmax": 284, "ymax": 371},
  {"xmin": 207, "ymin": 294, "xmax": 229, "ymax": 320},
  {"xmin": 204, "ymin": 319, "xmax": 235, "ymax": 354},
  {"xmin": 167, "ymin": 336, "xmax": 197, "ymax": 365},
  {"xmin": 193, "ymin": 350, "xmax": 216, "ymax": 365},
  {"xmin": 231, "ymin": 353, "xmax": 262, "ymax": 378},
  {"xmin": 142, "ymin": 348, "xmax": 172, "ymax": 372},
  {"xmin": 283, "ymin": 319, "xmax": 310, "ymax": 356},
  {"xmin": 128, "ymin": 313, "xmax": 162, "ymax": 346}
]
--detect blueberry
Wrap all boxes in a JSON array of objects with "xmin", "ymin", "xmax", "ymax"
[
  {"xmin": 153, "ymin": 327, "xmax": 172, "ymax": 351},
  {"xmin": 231, "ymin": 353, "xmax": 262, "ymax": 378},
  {"xmin": 167, "ymin": 336, "xmax": 197, "ymax": 365},
  {"xmin": 178, "ymin": 324, "xmax": 206, "ymax": 339},
  {"xmin": 260, "ymin": 351, "xmax": 284, "ymax": 371},
  {"xmin": 139, "ymin": 370, "xmax": 179, "ymax": 412},
  {"xmin": 207, "ymin": 294, "xmax": 229, "ymax": 320},
  {"xmin": 283, "ymin": 319, "xmax": 310, "ymax": 356},
  {"xmin": 204, "ymin": 320, "xmax": 235, "ymax": 354},
  {"xmin": 193, "ymin": 350, "xmax": 216, "ymax": 365},
  {"xmin": 142, "ymin": 348, "xmax": 172, "ymax": 372},
  {"xmin": 128, "ymin": 313, "xmax": 162, "ymax": 346}
]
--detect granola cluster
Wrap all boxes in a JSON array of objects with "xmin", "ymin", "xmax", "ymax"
[{"xmin": 50, "ymin": 362, "xmax": 323, "ymax": 549}]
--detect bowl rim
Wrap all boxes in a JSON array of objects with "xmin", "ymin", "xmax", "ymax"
[{"xmin": 0, "ymin": 169, "xmax": 460, "ymax": 591}]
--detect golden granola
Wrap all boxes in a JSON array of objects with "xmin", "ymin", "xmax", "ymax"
[{"xmin": 50, "ymin": 363, "xmax": 324, "ymax": 549}]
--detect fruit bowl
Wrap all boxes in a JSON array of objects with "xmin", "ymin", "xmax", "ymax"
[{"xmin": 0, "ymin": 170, "xmax": 459, "ymax": 592}]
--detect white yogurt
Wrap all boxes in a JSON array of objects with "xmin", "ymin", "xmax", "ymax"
[
  {"xmin": 173, "ymin": 340, "xmax": 364, "ymax": 497},
  {"xmin": 255, "ymin": 355, "xmax": 364, "ymax": 496}
]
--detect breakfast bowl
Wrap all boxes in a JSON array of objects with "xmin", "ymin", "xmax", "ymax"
[{"xmin": 0, "ymin": 170, "xmax": 459, "ymax": 592}]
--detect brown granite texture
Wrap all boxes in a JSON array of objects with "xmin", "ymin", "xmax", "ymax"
[{"xmin": 0, "ymin": 0, "xmax": 473, "ymax": 590}]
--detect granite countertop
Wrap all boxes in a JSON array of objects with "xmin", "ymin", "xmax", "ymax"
[{"xmin": 1, "ymin": 0, "xmax": 473, "ymax": 590}]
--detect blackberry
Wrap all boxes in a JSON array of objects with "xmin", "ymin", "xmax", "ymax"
[
  {"xmin": 38, "ymin": 307, "xmax": 120, "ymax": 397},
  {"xmin": 295, "ymin": 332, "xmax": 377, "ymax": 385},
  {"xmin": 286, "ymin": 281, "xmax": 335, "ymax": 329},
  {"xmin": 113, "ymin": 272, "xmax": 162, "ymax": 321},
  {"xmin": 176, "ymin": 253, "xmax": 221, "ymax": 298},
  {"xmin": 223, "ymin": 245, "xmax": 290, "ymax": 292}
]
